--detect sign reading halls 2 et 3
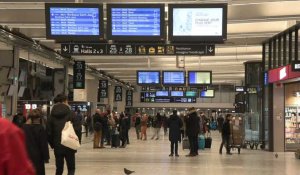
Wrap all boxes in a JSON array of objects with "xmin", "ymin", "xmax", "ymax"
[{"xmin": 61, "ymin": 43, "xmax": 215, "ymax": 56}]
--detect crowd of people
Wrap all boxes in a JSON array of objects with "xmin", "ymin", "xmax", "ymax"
[{"xmin": 0, "ymin": 93, "xmax": 233, "ymax": 175}]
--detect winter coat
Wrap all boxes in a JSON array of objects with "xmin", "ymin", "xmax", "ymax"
[
  {"xmin": 120, "ymin": 116, "xmax": 130, "ymax": 139},
  {"xmin": 23, "ymin": 124, "xmax": 49, "ymax": 175},
  {"xmin": 168, "ymin": 114, "xmax": 183, "ymax": 142},
  {"xmin": 0, "ymin": 118, "xmax": 35, "ymax": 175},
  {"xmin": 72, "ymin": 112, "xmax": 83, "ymax": 132},
  {"xmin": 47, "ymin": 103, "xmax": 75, "ymax": 153},
  {"xmin": 222, "ymin": 120, "xmax": 231, "ymax": 137},
  {"xmin": 185, "ymin": 111, "xmax": 200, "ymax": 137}
]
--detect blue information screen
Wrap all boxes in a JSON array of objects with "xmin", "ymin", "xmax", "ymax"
[
  {"xmin": 49, "ymin": 7, "xmax": 100, "ymax": 36},
  {"xmin": 111, "ymin": 8, "xmax": 161, "ymax": 36},
  {"xmin": 171, "ymin": 91, "xmax": 184, "ymax": 97},
  {"xmin": 138, "ymin": 71, "xmax": 160, "ymax": 84},
  {"xmin": 163, "ymin": 72, "xmax": 185, "ymax": 84},
  {"xmin": 156, "ymin": 91, "xmax": 169, "ymax": 97}
]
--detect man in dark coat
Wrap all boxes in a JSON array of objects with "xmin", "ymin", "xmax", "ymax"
[
  {"xmin": 168, "ymin": 110, "xmax": 183, "ymax": 157},
  {"xmin": 73, "ymin": 108, "xmax": 83, "ymax": 144},
  {"xmin": 219, "ymin": 114, "xmax": 232, "ymax": 155},
  {"xmin": 119, "ymin": 113, "xmax": 130, "ymax": 148},
  {"xmin": 185, "ymin": 107, "xmax": 200, "ymax": 157},
  {"xmin": 23, "ymin": 109, "xmax": 49, "ymax": 175},
  {"xmin": 47, "ymin": 94, "xmax": 76, "ymax": 175}
]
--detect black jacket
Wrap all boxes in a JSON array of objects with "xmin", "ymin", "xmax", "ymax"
[
  {"xmin": 168, "ymin": 114, "xmax": 183, "ymax": 142},
  {"xmin": 72, "ymin": 112, "xmax": 83, "ymax": 132},
  {"xmin": 23, "ymin": 124, "xmax": 49, "ymax": 175},
  {"xmin": 185, "ymin": 111, "xmax": 200, "ymax": 137},
  {"xmin": 153, "ymin": 114, "xmax": 162, "ymax": 128},
  {"xmin": 47, "ymin": 103, "xmax": 75, "ymax": 153},
  {"xmin": 222, "ymin": 120, "xmax": 231, "ymax": 137},
  {"xmin": 119, "ymin": 116, "xmax": 130, "ymax": 139}
]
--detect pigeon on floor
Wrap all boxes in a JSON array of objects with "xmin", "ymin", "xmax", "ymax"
[
  {"xmin": 275, "ymin": 153, "xmax": 278, "ymax": 158},
  {"xmin": 124, "ymin": 168, "xmax": 135, "ymax": 175}
]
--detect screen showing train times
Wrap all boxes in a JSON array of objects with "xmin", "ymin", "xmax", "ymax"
[
  {"xmin": 49, "ymin": 7, "xmax": 100, "ymax": 36},
  {"xmin": 111, "ymin": 7, "xmax": 161, "ymax": 36},
  {"xmin": 137, "ymin": 71, "xmax": 160, "ymax": 85}
]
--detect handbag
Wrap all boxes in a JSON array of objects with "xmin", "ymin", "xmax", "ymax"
[{"xmin": 61, "ymin": 121, "xmax": 80, "ymax": 150}]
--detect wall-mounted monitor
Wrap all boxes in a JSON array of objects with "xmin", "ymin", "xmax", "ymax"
[
  {"xmin": 156, "ymin": 90, "xmax": 169, "ymax": 97},
  {"xmin": 137, "ymin": 71, "xmax": 160, "ymax": 85},
  {"xmin": 162, "ymin": 71, "xmax": 185, "ymax": 86},
  {"xmin": 200, "ymin": 89, "xmax": 215, "ymax": 98},
  {"xmin": 171, "ymin": 91, "xmax": 184, "ymax": 97},
  {"xmin": 106, "ymin": 4, "xmax": 165, "ymax": 41},
  {"xmin": 235, "ymin": 86, "xmax": 245, "ymax": 92},
  {"xmin": 45, "ymin": 3, "xmax": 103, "ymax": 42},
  {"xmin": 188, "ymin": 71, "xmax": 212, "ymax": 85},
  {"xmin": 18, "ymin": 86, "xmax": 26, "ymax": 97},
  {"xmin": 7, "ymin": 85, "xmax": 16, "ymax": 96},
  {"xmin": 185, "ymin": 91, "xmax": 197, "ymax": 97},
  {"xmin": 168, "ymin": 3, "xmax": 227, "ymax": 43}
]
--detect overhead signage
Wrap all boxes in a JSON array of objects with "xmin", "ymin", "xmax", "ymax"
[
  {"xmin": 114, "ymin": 86, "xmax": 123, "ymax": 102},
  {"xmin": 98, "ymin": 80, "xmax": 108, "ymax": 100},
  {"xmin": 61, "ymin": 43, "xmax": 215, "ymax": 56},
  {"xmin": 235, "ymin": 86, "xmax": 245, "ymax": 92},
  {"xmin": 73, "ymin": 61, "xmax": 85, "ymax": 89},
  {"xmin": 126, "ymin": 90, "xmax": 133, "ymax": 107},
  {"xmin": 291, "ymin": 61, "xmax": 300, "ymax": 72}
]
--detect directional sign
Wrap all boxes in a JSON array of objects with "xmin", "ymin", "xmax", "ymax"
[
  {"xmin": 61, "ymin": 43, "xmax": 215, "ymax": 56},
  {"xmin": 114, "ymin": 86, "xmax": 123, "ymax": 102}
]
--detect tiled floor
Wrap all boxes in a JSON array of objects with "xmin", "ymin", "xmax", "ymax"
[{"xmin": 45, "ymin": 129, "xmax": 299, "ymax": 175}]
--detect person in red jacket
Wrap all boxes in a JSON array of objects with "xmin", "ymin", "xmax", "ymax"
[{"xmin": 0, "ymin": 117, "xmax": 35, "ymax": 175}]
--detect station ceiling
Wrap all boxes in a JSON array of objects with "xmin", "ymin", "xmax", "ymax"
[{"xmin": 0, "ymin": 0, "xmax": 299, "ymax": 85}]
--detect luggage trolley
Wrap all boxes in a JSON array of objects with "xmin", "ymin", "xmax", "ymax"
[{"xmin": 230, "ymin": 114, "xmax": 244, "ymax": 154}]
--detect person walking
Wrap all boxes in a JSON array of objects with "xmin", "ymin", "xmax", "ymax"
[
  {"xmin": 134, "ymin": 112, "xmax": 142, "ymax": 140},
  {"xmin": 141, "ymin": 114, "xmax": 148, "ymax": 141},
  {"xmin": 179, "ymin": 113, "xmax": 186, "ymax": 141},
  {"xmin": 0, "ymin": 117, "xmax": 35, "ymax": 175},
  {"xmin": 162, "ymin": 114, "xmax": 168, "ymax": 136},
  {"xmin": 47, "ymin": 94, "xmax": 76, "ymax": 175},
  {"xmin": 100, "ymin": 111, "xmax": 109, "ymax": 147},
  {"xmin": 217, "ymin": 114, "xmax": 225, "ymax": 133},
  {"xmin": 119, "ymin": 113, "xmax": 130, "ymax": 148},
  {"xmin": 84, "ymin": 113, "xmax": 92, "ymax": 137},
  {"xmin": 185, "ymin": 107, "xmax": 200, "ymax": 157},
  {"xmin": 219, "ymin": 114, "xmax": 232, "ymax": 155},
  {"xmin": 73, "ymin": 108, "xmax": 83, "ymax": 144},
  {"xmin": 151, "ymin": 112, "xmax": 162, "ymax": 140},
  {"xmin": 93, "ymin": 109, "xmax": 102, "ymax": 148},
  {"xmin": 22, "ymin": 109, "xmax": 49, "ymax": 175},
  {"xmin": 167, "ymin": 110, "xmax": 183, "ymax": 157}
]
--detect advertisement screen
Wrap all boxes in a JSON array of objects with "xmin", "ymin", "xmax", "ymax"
[
  {"xmin": 200, "ymin": 89, "xmax": 214, "ymax": 98},
  {"xmin": 188, "ymin": 71, "xmax": 211, "ymax": 85},
  {"xmin": 173, "ymin": 8, "xmax": 223, "ymax": 36}
]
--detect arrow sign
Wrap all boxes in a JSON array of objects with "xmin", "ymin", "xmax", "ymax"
[
  {"xmin": 63, "ymin": 46, "xmax": 68, "ymax": 52},
  {"xmin": 208, "ymin": 46, "xmax": 214, "ymax": 53},
  {"xmin": 206, "ymin": 45, "xmax": 215, "ymax": 55}
]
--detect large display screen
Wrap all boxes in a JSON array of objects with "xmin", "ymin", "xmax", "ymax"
[
  {"xmin": 137, "ymin": 71, "xmax": 160, "ymax": 85},
  {"xmin": 162, "ymin": 71, "xmax": 185, "ymax": 85},
  {"xmin": 188, "ymin": 71, "xmax": 212, "ymax": 85},
  {"xmin": 200, "ymin": 89, "xmax": 214, "ymax": 98},
  {"xmin": 45, "ymin": 3, "xmax": 103, "ymax": 41},
  {"xmin": 168, "ymin": 4, "xmax": 227, "ymax": 42},
  {"xmin": 156, "ymin": 91, "xmax": 169, "ymax": 97},
  {"xmin": 171, "ymin": 91, "xmax": 184, "ymax": 97},
  {"xmin": 107, "ymin": 4, "xmax": 165, "ymax": 41}
]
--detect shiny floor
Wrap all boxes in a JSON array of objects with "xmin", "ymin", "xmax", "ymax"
[{"xmin": 45, "ymin": 129, "xmax": 299, "ymax": 175}]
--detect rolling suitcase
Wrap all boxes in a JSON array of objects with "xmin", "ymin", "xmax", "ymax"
[
  {"xmin": 205, "ymin": 137, "xmax": 212, "ymax": 148},
  {"xmin": 198, "ymin": 135, "xmax": 205, "ymax": 150},
  {"xmin": 111, "ymin": 134, "xmax": 120, "ymax": 148},
  {"xmin": 182, "ymin": 137, "xmax": 189, "ymax": 150}
]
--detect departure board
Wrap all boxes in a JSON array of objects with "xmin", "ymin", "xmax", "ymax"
[
  {"xmin": 49, "ymin": 7, "xmax": 100, "ymax": 36},
  {"xmin": 111, "ymin": 8, "xmax": 161, "ymax": 36},
  {"xmin": 137, "ymin": 71, "xmax": 160, "ymax": 85},
  {"xmin": 163, "ymin": 71, "xmax": 185, "ymax": 85}
]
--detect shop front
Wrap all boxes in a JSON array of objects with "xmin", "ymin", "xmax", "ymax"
[{"xmin": 268, "ymin": 64, "xmax": 300, "ymax": 151}]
